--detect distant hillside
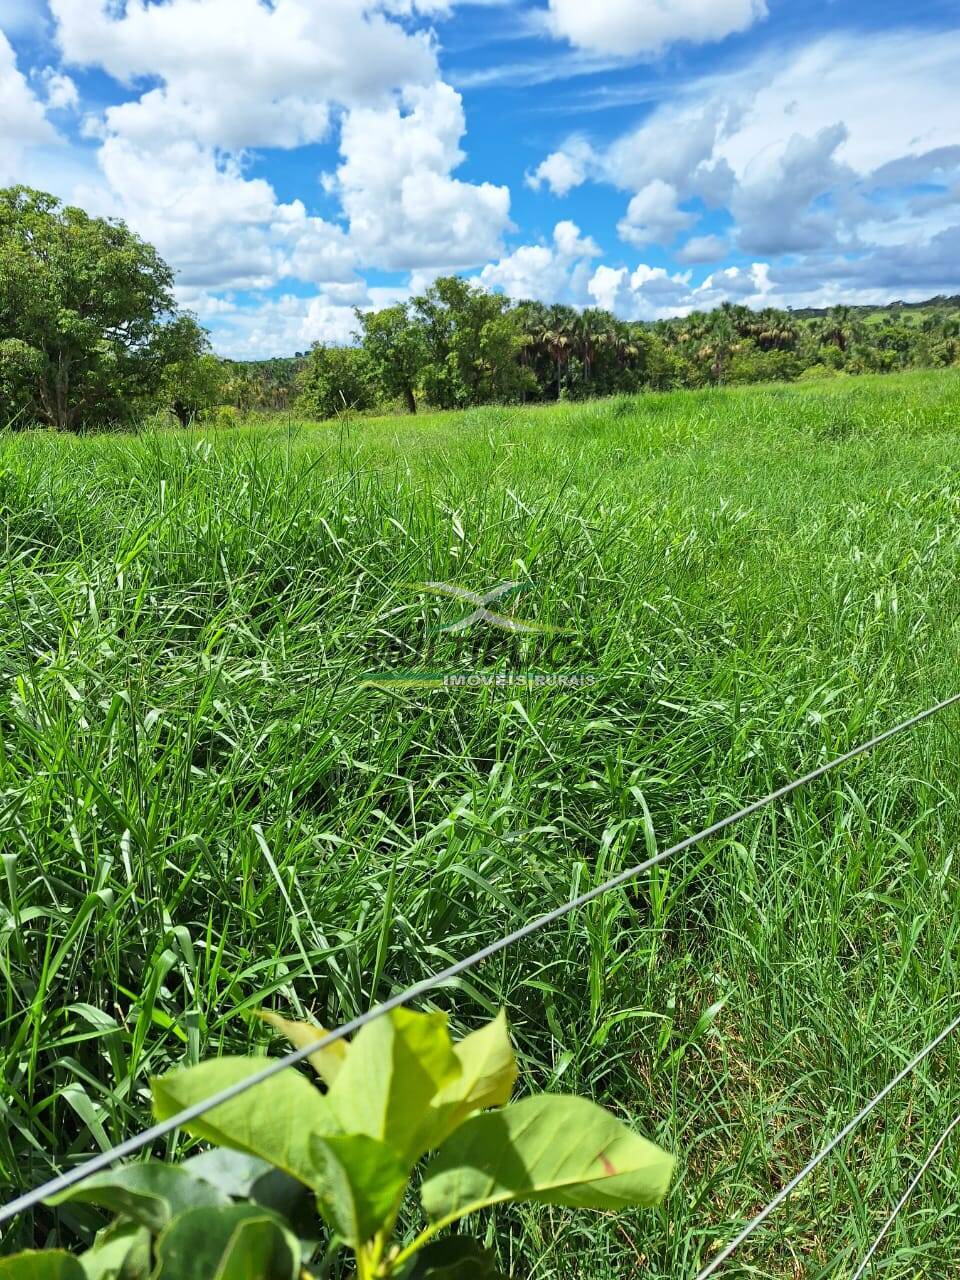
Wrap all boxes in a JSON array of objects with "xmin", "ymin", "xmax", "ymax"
[{"xmin": 788, "ymin": 294, "xmax": 960, "ymax": 320}]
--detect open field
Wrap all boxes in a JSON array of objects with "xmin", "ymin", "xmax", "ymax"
[{"xmin": 3, "ymin": 370, "xmax": 960, "ymax": 1275}]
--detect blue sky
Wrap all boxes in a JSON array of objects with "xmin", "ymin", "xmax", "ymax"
[{"xmin": 2, "ymin": 0, "xmax": 959, "ymax": 356}]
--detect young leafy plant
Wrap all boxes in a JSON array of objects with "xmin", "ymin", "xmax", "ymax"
[{"xmin": 5, "ymin": 1010, "xmax": 674, "ymax": 1279}]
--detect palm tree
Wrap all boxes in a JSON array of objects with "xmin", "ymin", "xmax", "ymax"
[
  {"xmin": 542, "ymin": 305, "xmax": 577, "ymax": 397},
  {"xmin": 745, "ymin": 308, "xmax": 799, "ymax": 351},
  {"xmin": 705, "ymin": 305, "xmax": 738, "ymax": 383},
  {"xmin": 611, "ymin": 321, "xmax": 639, "ymax": 372},
  {"xmin": 822, "ymin": 305, "xmax": 861, "ymax": 354},
  {"xmin": 544, "ymin": 327, "xmax": 570, "ymax": 395},
  {"xmin": 574, "ymin": 309, "xmax": 612, "ymax": 387}
]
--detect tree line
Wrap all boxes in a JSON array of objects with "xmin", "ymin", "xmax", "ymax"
[
  {"xmin": 294, "ymin": 285, "xmax": 960, "ymax": 419},
  {"xmin": 2, "ymin": 184, "xmax": 959, "ymax": 432}
]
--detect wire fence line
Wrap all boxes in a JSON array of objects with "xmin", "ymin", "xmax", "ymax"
[
  {"xmin": 848, "ymin": 1112, "xmax": 960, "ymax": 1280},
  {"xmin": 2, "ymin": 690, "xmax": 960, "ymax": 1231},
  {"xmin": 694, "ymin": 1008, "xmax": 960, "ymax": 1278}
]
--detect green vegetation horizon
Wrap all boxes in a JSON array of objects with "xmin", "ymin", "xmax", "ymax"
[
  {"xmin": 3, "ymin": 368, "xmax": 960, "ymax": 1275},
  {"xmin": 3, "ymin": 185, "xmax": 960, "ymax": 435}
]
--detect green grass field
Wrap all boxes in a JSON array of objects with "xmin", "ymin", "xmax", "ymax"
[{"xmin": 3, "ymin": 369, "xmax": 960, "ymax": 1276}]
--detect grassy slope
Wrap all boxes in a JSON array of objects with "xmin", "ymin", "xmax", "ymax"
[{"xmin": 2, "ymin": 370, "xmax": 960, "ymax": 1275}]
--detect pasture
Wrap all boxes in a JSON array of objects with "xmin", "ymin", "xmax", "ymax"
[{"xmin": 3, "ymin": 369, "xmax": 960, "ymax": 1276}]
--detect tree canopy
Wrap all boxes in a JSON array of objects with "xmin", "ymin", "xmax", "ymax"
[
  {"xmin": 353, "ymin": 303, "xmax": 424, "ymax": 415},
  {"xmin": 296, "ymin": 344, "xmax": 374, "ymax": 420},
  {"xmin": 0, "ymin": 185, "xmax": 217, "ymax": 430}
]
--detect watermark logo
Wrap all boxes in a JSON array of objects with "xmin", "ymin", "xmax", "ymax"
[
  {"xmin": 362, "ymin": 669, "xmax": 596, "ymax": 690},
  {"xmin": 415, "ymin": 580, "xmax": 566, "ymax": 635},
  {"xmin": 361, "ymin": 575, "xmax": 591, "ymax": 692}
]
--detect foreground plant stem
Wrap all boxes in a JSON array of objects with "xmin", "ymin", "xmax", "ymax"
[
  {"xmin": 355, "ymin": 1228, "xmax": 389, "ymax": 1279},
  {"xmin": 391, "ymin": 1212, "xmax": 467, "ymax": 1270}
]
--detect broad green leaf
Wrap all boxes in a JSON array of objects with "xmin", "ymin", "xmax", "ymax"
[
  {"xmin": 327, "ymin": 1009, "xmax": 460, "ymax": 1164},
  {"xmin": 418, "ymin": 1013, "xmax": 518, "ymax": 1152},
  {"xmin": 183, "ymin": 1148, "xmax": 274, "ymax": 1198},
  {"xmin": 421, "ymin": 1095, "xmax": 674, "ymax": 1224},
  {"xmin": 46, "ymin": 1161, "xmax": 228, "ymax": 1233},
  {"xmin": 447, "ymin": 1013, "xmax": 517, "ymax": 1112},
  {"xmin": 79, "ymin": 1221, "xmax": 150, "ymax": 1280},
  {"xmin": 0, "ymin": 1254, "xmax": 85, "ymax": 1280},
  {"xmin": 185, "ymin": 1148, "xmax": 319, "ymax": 1247},
  {"xmin": 256, "ymin": 1011, "xmax": 348, "ymax": 1086},
  {"xmin": 309, "ymin": 1133, "xmax": 408, "ymax": 1247},
  {"xmin": 151, "ymin": 1057, "xmax": 336, "ymax": 1188},
  {"xmin": 214, "ymin": 1217, "xmax": 300, "ymax": 1280},
  {"xmin": 154, "ymin": 1205, "xmax": 298, "ymax": 1280},
  {"xmin": 398, "ymin": 1237, "xmax": 504, "ymax": 1279},
  {"xmin": 249, "ymin": 1168, "xmax": 323, "ymax": 1249}
]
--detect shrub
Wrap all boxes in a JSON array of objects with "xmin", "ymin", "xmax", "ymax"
[
  {"xmin": 725, "ymin": 347, "xmax": 802, "ymax": 384},
  {"xmin": 3, "ymin": 1010, "xmax": 674, "ymax": 1279},
  {"xmin": 798, "ymin": 362, "xmax": 841, "ymax": 381},
  {"xmin": 296, "ymin": 345, "xmax": 375, "ymax": 420},
  {"xmin": 212, "ymin": 404, "xmax": 242, "ymax": 428}
]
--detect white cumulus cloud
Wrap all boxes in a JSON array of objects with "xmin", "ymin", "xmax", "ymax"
[
  {"xmin": 617, "ymin": 179, "xmax": 697, "ymax": 248},
  {"xmin": 37, "ymin": 0, "xmax": 509, "ymax": 294},
  {"xmin": 675, "ymin": 233, "xmax": 730, "ymax": 264},
  {"xmin": 36, "ymin": 67, "xmax": 78, "ymax": 111},
  {"xmin": 334, "ymin": 82, "xmax": 511, "ymax": 271},
  {"xmin": 93, "ymin": 136, "xmax": 356, "ymax": 292},
  {"xmin": 588, "ymin": 260, "xmax": 772, "ymax": 320},
  {"xmin": 545, "ymin": 0, "xmax": 767, "ymax": 57},
  {"xmin": 526, "ymin": 137, "xmax": 593, "ymax": 196},
  {"xmin": 0, "ymin": 30, "xmax": 58, "ymax": 182},
  {"xmin": 198, "ymin": 279, "xmax": 416, "ymax": 359},
  {"xmin": 480, "ymin": 219, "xmax": 600, "ymax": 302},
  {"xmin": 531, "ymin": 29, "xmax": 960, "ymax": 280},
  {"xmin": 50, "ymin": 0, "xmax": 437, "ymax": 150}
]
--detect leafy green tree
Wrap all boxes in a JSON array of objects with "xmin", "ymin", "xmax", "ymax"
[
  {"xmin": 355, "ymin": 303, "xmax": 425, "ymax": 414},
  {"xmin": 412, "ymin": 277, "xmax": 527, "ymax": 409},
  {"xmin": 296, "ymin": 343, "xmax": 375, "ymax": 419},
  {"xmin": 220, "ymin": 359, "xmax": 304, "ymax": 414},
  {"xmin": 155, "ymin": 315, "xmax": 224, "ymax": 426},
  {"xmin": 725, "ymin": 344, "xmax": 802, "ymax": 384},
  {"xmin": 476, "ymin": 313, "xmax": 536, "ymax": 402},
  {"xmin": 0, "ymin": 185, "xmax": 183, "ymax": 430},
  {"xmin": 644, "ymin": 329, "xmax": 688, "ymax": 389},
  {"xmin": 412, "ymin": 277, "xmax": 473, "ymax": 410},
  {"xmin": 0, "ymin": 338, "xmax": 44, "ymax": 426}
]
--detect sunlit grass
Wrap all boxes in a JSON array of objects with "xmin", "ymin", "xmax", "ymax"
[{"xmin": 2, "ymin": 369, "xmax": 960, "ymax": 1275}]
